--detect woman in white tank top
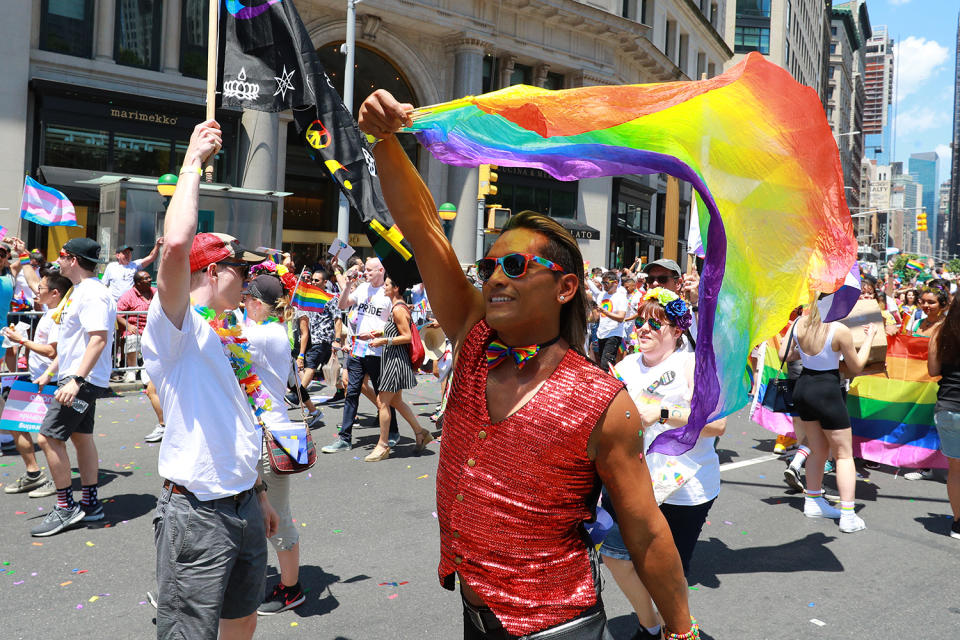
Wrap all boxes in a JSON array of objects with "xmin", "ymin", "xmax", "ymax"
[{"xmin": 786, "ymin": 298, "xmax": 879, "ymax": 534}]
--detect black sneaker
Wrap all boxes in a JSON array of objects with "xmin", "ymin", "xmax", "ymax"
[
  {"xmin": 257, "ymin": 582, "xmax": 305, "ymax": 615},
  {"xmin": 30, "ymin": 504, "xmax": 85, "ymax": 537},
  {"xmin": 783, "ymin": 466, "xmax": 804, "ymax": 492},
  {"xmin": 951, "ymin": 518, "xmax": 960, "ymax": 540},
  {"xmin": 81, "ymin": 501, "xmax": 104, "ymax": 522},
  {"xmin": 631, "ymin": 626, "xmax": 661, "ymax": 640}
]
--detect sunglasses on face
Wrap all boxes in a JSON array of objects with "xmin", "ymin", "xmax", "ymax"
[
  {"xmin": 647, "ymin": 274, "xmax": 677, "ymax": 285},
  {"xmin": 474, "ymin": 252, "xmax": 565, "ymax": 283},
  {"xmin": 211, "ymin": 260, "xmax": 250, "ymax": 278},
  {"xmin": 636, "ymin": 317, "xmax": 667, "ymax": 331}
]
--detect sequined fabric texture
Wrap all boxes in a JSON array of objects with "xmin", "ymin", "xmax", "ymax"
[{"xmin": 437, "ymin": 320, "xmax": 624, "ymax": 637}]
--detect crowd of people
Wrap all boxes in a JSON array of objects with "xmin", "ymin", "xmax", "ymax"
[{"xmin": 0, "ymin": 96, "xmax": 958, "ymax": 639}]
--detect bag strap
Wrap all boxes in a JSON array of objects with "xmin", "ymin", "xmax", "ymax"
[{"xmin": 779, "ymin": 320, "xmax": 797, "ymax": 372}]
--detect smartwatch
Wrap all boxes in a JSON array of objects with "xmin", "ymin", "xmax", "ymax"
[{"xmin": 659, "ymin": 407, "xmax": 669, "ymax": 424}]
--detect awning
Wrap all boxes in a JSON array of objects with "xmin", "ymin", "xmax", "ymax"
[
  {"xmin": 554, "ymin": 217, "xmax": 600, "ymax": 240},
  {"xmin": 37, "ymin": 166, "xmax": 103, "ymax": 203}
]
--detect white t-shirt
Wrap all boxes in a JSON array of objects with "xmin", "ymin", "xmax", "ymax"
[
  {"xmin": 627, "ymin": 290, "xmax": 643, "ymax": 317},
  {"xmin": 102, "ymin": 259, "xmax": 143, "ymax": 300},
  {"xmin": 243, "ymin": 320, "xmax": 295, "ymax": 429},
  {"xmin": 29, "ymin": 311, "xmax": 58, "ymax": 380},
  {"xmin": 348, "ymin": 282, "xmax": 392, "ymax": 357},
  {"xmin": 596, "ymin": 289, "xmax": 627, "ymax": 339},
  {"xmin": 14, "ymin": 272, "xmax": 34, "ymax": 306},
  {"xmin": 142, "ymin": 300, "xmax": 261, "ymax": 500},
  {"xmin": 615, "ymin": 350, "xmax": 720, "ymax": 506},
  {"xmin": 56, "ymin": 277, "xmax": 116, "ymax": 387}
]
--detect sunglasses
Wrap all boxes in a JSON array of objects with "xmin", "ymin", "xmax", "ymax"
[
  {"xmin": 475, "ymin": 253, "xmax": 565, "ymax": 283},
  {"xmin": 647, "ymin": 274, "xmax": 678, "ymax": 285},
  {"xmin": 58, "ymin": 249, "xmax": 76, "ymax": 260},
  {"xmin": 636, "ymin": 317, "xmax": 667, "ymax": 331},
  {"xmin": 204, "ymin": 260, "xmax": 250, "ymax": 278}
]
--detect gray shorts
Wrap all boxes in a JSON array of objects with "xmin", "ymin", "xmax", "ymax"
[
  {"xmin": 153, "ymin": 483, "xmax": 267, "ymax": 639},
  {"xmin": 39, "ymin": 380, "xmax": 105, "ymax": 440}
]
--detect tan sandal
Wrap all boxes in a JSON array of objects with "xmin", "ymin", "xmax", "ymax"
[{"xmin": 364, "ymin": 445, "xmax": 390, "ymax": 462}]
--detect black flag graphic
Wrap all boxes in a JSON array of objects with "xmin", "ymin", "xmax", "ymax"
[{"xmin": 221, "ymin": 0, "xmax": 421, "ymax": 289}]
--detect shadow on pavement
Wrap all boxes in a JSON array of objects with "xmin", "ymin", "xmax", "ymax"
[
  {"xmin": 266, "ymin": 564, "xmax": 344, "ymax": 618},
  {"xmin": 606, "ymin": 615, "xmax": 717, "ymax": 640},
  {"xmin": 89, "ymin": 492, "xmax": 157, "ymax": 527},
  {"xmin": 76, "ymin": 467, "xmax": 133, "ymax": 490},
  {"xmin": 715, "ymin": 447, "xmax": 738, "ymax": 465},
  {"xmin": 915, "ymin": 512, "xmax": 955, "ymax": 536},
  {"xmin": 687, "ymin": 532, "xmax": 841, "ymax": 589}
]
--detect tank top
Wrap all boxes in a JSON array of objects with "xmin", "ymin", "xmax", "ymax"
[
  {"xmin": 797, "ymin": 323, "xmax": 840, "ymax": 371},
  {"xmin": 936, "ymin": 362, "xmax": 960, "ymax": 413},
  {"xmin": 436, "ymin": 320, "xmax": 624, "ymax": 637}
]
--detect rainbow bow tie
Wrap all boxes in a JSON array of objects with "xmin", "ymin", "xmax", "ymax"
[{"xmin": 486, "ymin": 340, "xmax": 542, "ymax": 369}]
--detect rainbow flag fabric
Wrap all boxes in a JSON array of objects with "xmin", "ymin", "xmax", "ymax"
[
  {"xmin": 291, "ymin": 280, "xmax": 333, "ymax": 313},
  {"xmin": 749, "ymin": 338, "xmax": 797, "ymax": 439},
  {"xmin": 404, "ymin": 52, "xmax": 856, "ymax": 455},
  {"xmin": 905, "ymin": 259, "xmax": 926, "ymax": 273},
  {"xmin": 20, "ymin": 176, "xmax": 77, "ymax": 227},
  {"xmin": 848, "ymin": 334, "xmax": 947, "ymax": 469}
]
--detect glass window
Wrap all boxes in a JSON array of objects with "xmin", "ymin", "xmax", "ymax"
[
  {"xmin": 551, "ymin": 191, "xmax": 576, "ymax": 218},
  {"xmin": 40, "ymin": 0, "xmax": 95, "ymax": 57},
  {"xmin": 830, "ymin": 44, "xmax": 837, "ymax": 54},
  {"xmin": 43, "ymin": 124, "xmax": 109, "ymax": 170},
  {"xmin": 115, "ymin": 0, "xmax": 164, "ymax": 70},
  {"xmin": 482, "ymin": 56, "xmax": 498, "ymax": 93},
  {"xmin": 736, "ymin": 0, "xmax": 770, "ymax": 17},
  {"xmin": 734, "ymin": 26, "xmax": 770, "ymax": 55},
  {"xmin": 510, "ymin": 63, "xmax": 533, "ymax": 86},
  {"xmin": 113, "ymin": 134, "xmax": 173, "ymax": 177},
  {"xmin": 544, "ymin": 72, "xmax": 565, "ymax": 91},
  {"xmin": 180, "ymin": 0, "xmax": 207, "ymax": 78}
]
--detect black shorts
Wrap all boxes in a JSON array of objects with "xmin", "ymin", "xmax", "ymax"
[
  {"xmin": 792, "ymin": 368, "xmax": 850, "ymax": 430},
  {"xmin": 304, "ymin": 341, "xmax": 332, "ymax": 371},
  {"xmin": 39, "ymin": 380, "xmax": 105, "ymax": 440}
]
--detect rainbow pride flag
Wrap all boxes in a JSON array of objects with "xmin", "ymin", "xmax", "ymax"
[
  {"xmin": 291, "ymin": 280, "xmax": 333, "ymax": 312},
  {"xmin": 905, "ymin": 259, "xmax": 926, "ymax": 273},
  {"xmin": 749, "ymin": 338, "xmax": 797, "ymax": 438},
  {"xmin": 20, "ymin": 176, "xmax": 77, "ymax": 227},
  {"xmin": 404, "ymin": 53, "xmax": 856, "ymax": 455},
  {"xmin": 848, "ymin": 334, "xmax": 947, "ymax": 469}
]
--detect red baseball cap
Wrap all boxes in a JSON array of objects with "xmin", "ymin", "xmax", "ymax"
[{"xmin": 189, "ymin": 233, "xmax": 265, "ymax": 272}]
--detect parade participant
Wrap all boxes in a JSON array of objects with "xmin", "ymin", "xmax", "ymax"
[
  {"xmin": 143, "ymin": 381, "xmax": 166, "ymax": 443},
  {"xmin": 602, "ymin": 288, "xmax": 723, "ymax": 640},
  {"xmin": 904, "ymin": 287, "xmax": 947, "ymax": 337},
  {"xmin": 241, "ymin": 271, "xmax": 307, "ymax": 615},
  {"xmin": 102, "ymin": 240, "xmax": 161, "ymax": 300},
  {"xmin": 900, "ymin": 289, "xmax": 919, "ymax": 317},
  {"xmin": 592, "ymin": 271, "xmax": 627, "ymax": 370},
  {"xmin": 1, "ymin": 269, "xmax": 71, "ymax": 498},
  {"xmin": 364, "ymin": 275, "xmax": 434, "ymax": 462},
  {"xmin": 322, "ymin": 257, "xmax": 398, "ymax": 453},
  {"xmin": 786, "ymin": 298, "xmax": 879, "ymax": 533},
  {"xmin": 360, "ymin": 90, "xmax": 694, "ymax": 640},
  {"xmin": 141, "ymin": 120, "xmax": 278, "ymax": 640},
  {"xmin": 29, "ymin": 237, "xmax": 115, "ymax": 537},
  {"xmin": 642, "ymin": 259, "xmax": 699, "ymax": 344},
  {"xmin": 116, "ymin": 270, "xmax": 155, "ymax": 383},
  {"xmin": 927, "ymin": 291, "xmax": 960, "ymax": 539},
  {"xmin": 288, "ymin": 269, "xmax": 334, "ymax": 423}
]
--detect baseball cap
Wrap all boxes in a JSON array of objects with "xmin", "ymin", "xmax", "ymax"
[
  {"xmin": 189, "ymin": 233, "xmax": 265, "ymax": 273},
  {"xmin": 641, "ymin": 258, "xmax": 682, "ymax": 277},
  {"xmin": 62, "ymin": 237, "xmax": 104, "ymax": 263},
  {"xmin": 246, "ymin": 274, "xmax": 284, "ymax": 307},
  {"xmin": 117, "ymin": 245, "xmax": 133, "ymax": 252}
]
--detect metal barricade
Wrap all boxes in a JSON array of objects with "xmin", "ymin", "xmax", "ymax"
[{"xmin": 0, "ymin": 309, "xmax": 149, "ymax": 382}]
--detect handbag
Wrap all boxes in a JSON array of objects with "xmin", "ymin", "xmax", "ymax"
[
  {"xmin": 762, "ymin": 321, "xmax": 797, "ymax": 414},
  {"xmin": 395, "ymin": 302, "xmax": 426, "ymax": 369},
  {"xmin": 264, "ymin": 363, "xmax": 318, "ymax": 475}
]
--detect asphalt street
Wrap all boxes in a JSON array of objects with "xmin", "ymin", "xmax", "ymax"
[{"xmin": 0, "ymin": 374, "xmax": 956, "ymax": 639}]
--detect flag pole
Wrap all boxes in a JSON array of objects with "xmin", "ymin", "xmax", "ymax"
[{"xmin": 203, "ymin": 0, "xmax": 219, "ymax": 183}]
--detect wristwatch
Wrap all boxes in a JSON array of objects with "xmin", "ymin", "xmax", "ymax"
[
  {"xmin": 659, "ymin": 407, "xmax": 669, "ymax": 424},
  {"xmin": 254, "ymin": 480, "xmax": 268, "ymax": 495},
  {"xmin": 68, "ymin": 375, "xmax": 86, "ymax": 387}
]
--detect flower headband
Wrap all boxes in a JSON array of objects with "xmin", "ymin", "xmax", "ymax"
[
  {"xmin": 642, "ymin": 287, "xmax": 693, "ymax": 331},
  {"xmin": 248, "ymin": 260, "xmax": 299, "ymax": 295}
]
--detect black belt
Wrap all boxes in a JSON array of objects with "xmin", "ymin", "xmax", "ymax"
[{"xmin": 162, "ymin": 480, "xmax": 250, "ymax": 502}]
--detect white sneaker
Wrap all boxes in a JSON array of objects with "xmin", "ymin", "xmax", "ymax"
[
  {"xmin": 904, "ymin": 468, "xmax": 934, "ymax": 481},
  {"xmin": 804, "ymin": 496, "xmax": 842, "ymax": 519},
  {"xmin": 123, "ymin": 371, "xmax": 137, "ymax": 383},
  {"xmin": 144, "ymin": 424, "xmax": 165, "ymax": 443},
  {"xmin": 839, "ymin": 514, "xmax": 867, "ymax": 533}
]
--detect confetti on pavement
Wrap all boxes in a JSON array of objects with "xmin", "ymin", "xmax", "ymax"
[{"xmin": 810, "ymin": 619, "xmax": 826, "ymax": 626}]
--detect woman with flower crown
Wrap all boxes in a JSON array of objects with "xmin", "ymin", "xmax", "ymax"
[{"xmin": 601, "ymin": 288, "xmax": 725, "ymax": 640}]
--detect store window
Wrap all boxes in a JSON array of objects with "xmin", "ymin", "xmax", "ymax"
[
  {"xmin": 40, "ymin": 0, "xmax": 95, "ymax": 58},
  {"xmin": 180, "ymin": 0, "xmax": 207, "ymax": 78},
  {"xmin": 43, "ymin": 125, "xmax": 109, "ymax": 170},
  {"xmin": 115, "ymin": 0, "xmax": 164, "ymax": 70},
  {"xmin": 113, "ymin": 134, "xmax": 173, "ymax": 176}
]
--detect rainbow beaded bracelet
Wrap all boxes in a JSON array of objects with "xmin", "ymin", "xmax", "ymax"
[{"xmin": 664, "ymin": 618, "xmax": 700, "ymax": 640}]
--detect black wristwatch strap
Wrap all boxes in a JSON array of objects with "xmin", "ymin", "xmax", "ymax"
[{"xmin": 659, "ymin": 407, "xmax": 670, "ymax": 424}]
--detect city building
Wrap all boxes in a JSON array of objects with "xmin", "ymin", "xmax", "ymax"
[
  {"xmin": 938, "ymin": 179, "xmax": 951, "ymax": 258},
  {"xmin": 724, "ymin": 0, "xmax": 829, "ymax": 99},
  {"xmin": 863, "ymin": 25, "xmax": 894, "ymax": 164},
  {"xmin": 948, "ymin": 11, "xmax": 960, "ymax": 258},
  {"xmin": 0, "ymin": 0, "xmax": 733, "ymax": 271},
  {"xmin": 909, "ymin": 151, "xmax": 940, "ymax": 249}
]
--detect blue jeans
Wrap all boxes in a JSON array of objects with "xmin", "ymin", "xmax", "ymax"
[{"xmin": 339, "ymin": 355, "xmax": 398, "ymax": 443}]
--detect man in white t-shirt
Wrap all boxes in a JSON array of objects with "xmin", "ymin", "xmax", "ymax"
[
  {"xmin": 140, "ymin": 120, "xmax": 278, "ymax": 640},
  {"xmin": 594, "ymin": 271, "xmax": 628, "ymax": 370},
  {"xmin": 102, "ymin": 240, "xmax": 161, "ymax": 300},
  {"xmin": 29, "ymin": 237, "xmax": 116, "ymax": 537},
  {"xmin": 321, "ymin": 256, "xmax": 398, "ymax": 453}
]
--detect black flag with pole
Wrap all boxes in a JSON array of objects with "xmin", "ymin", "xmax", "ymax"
[{"xmin": 220, "ymin": 0, "xmax": 421, "ymax": 288}]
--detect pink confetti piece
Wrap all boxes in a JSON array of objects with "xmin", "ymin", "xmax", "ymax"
[
  {"xmin": 388, "ymin": 593, "xmax": 398, "ymax": 599},
  {"xmin": 76, "ymin": 604, "xmax": 83, "ymax": 609},
  {"xmin": 13, "ymin": 580, "xmax": 24, "ymax": 585}
]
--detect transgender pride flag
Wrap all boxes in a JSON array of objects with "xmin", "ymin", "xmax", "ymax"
[{"xmin": 20, "ymin": 176, "xmax": 77, "ymax": 227}]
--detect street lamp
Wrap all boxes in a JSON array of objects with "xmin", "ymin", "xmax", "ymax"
[{"xmin": 438, "ymin": 202, "xmax": 457, "ymax": 240}]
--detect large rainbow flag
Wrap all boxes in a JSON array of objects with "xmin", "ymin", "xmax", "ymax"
[
  {"xmin": 291, "ymin": 280, "xmax": 333, "ymax": 313},
  {"xmin": 749, "ymin": 338, "xmax": 797, "ymax": 438},
  {"xmin": 404, "ymin": 53, "xmax": 856, "ymax": 454},
  {"xmin": 848, "ymin": 334, "xmax": 947, "ymax": 469}
]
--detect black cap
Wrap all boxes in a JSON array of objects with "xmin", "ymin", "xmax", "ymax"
[
  {"xmin": 118, "ymin": 245, "xmax": 133, "ymax": 252},
  {"xmin": 247, "ymin": 274, "xmax": 284, "ymax": 307},
  {"xmin": 62, "ymin": 238, "xmax": 103, "ymax": 263}
]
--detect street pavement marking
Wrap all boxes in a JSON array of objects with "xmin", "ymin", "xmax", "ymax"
[{"xmin": 719, "ymin": 453, "xmax": 781, "ymax": 473}]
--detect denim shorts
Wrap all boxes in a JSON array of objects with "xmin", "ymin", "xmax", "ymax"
[
  {"xmin": 153, "ymin": 484, "xmax": 267, "ymax": 639},
  {"xmin": 934, "ymin": 410, "xmax": 960, "ymax": 459}
]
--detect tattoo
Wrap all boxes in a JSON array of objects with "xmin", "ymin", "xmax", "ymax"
[{"xmin": 671, "ymin": 408, "xmax": 682, "ymax": 419}]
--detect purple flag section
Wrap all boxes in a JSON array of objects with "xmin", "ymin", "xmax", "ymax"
[
  {"xmin": 821, "ymin": 262, "xmax": 861, "ymax": 322},
  {"xmin": 20, "ymin": 176, "xmax": 77, "ymax": 227}
]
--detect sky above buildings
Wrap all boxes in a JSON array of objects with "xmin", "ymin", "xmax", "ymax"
[{"xmin": 870, "ymin": 0, "xmax": 958, "ymax": 183}]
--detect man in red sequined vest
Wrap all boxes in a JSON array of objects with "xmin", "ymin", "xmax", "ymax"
[{"xmin": 359, "ymin": 91, "xmax": 696, "ymax": 640}]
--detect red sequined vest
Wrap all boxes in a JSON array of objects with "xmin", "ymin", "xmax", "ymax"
[{"xmin": 436, "ymin": 320, "xmax": 624, "ymax": 636}]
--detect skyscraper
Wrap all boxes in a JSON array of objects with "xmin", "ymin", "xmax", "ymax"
[
  {"xmin": 909, "ymin": 152, "xmax": 940, "ymax": 248},
  {"xmin": 948, "ymin": 12, "xmax": 960, "ymax": 258},
  {"xmin": 863, "ymin": 25, "xmax": 894, "ymax": 164}
]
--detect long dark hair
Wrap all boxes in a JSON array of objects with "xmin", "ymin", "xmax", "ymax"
[
  {"xmin": 502, "ymin": 210, "xmax": 588, "ymax": 355},
  {"xmin": 937, "ymin": 292, "xmax": 960, "ymax": 366}
]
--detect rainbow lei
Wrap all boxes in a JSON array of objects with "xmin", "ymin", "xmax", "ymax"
[{"xmin": 194, "ymin": 304, "xmax": 272, "ymax": 418}]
